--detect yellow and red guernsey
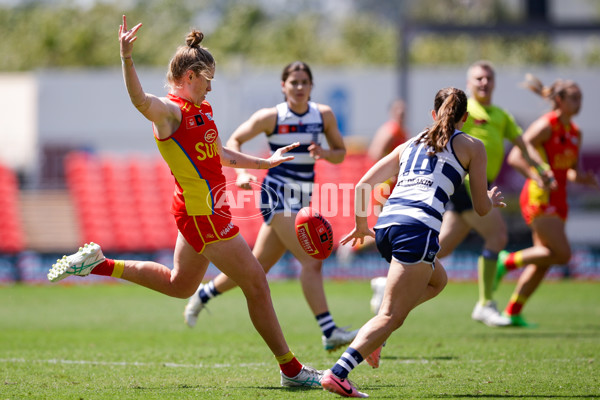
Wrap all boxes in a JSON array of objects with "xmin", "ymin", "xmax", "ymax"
[
  {"xmin": 155, "ymin": 94, "xmax": 227, "ymax": 216},
  {"xmin": 520, "ymin": 110, "xmax": 580, "ymax": 223}
]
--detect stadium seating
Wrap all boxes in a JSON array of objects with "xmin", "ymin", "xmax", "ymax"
[
  {"xmin": 65, "ymin": 153, "xmax": 176, "ymax": 252},
  {"xmin": 0, "ymin": 163, "xmax": 26, "ymax": 253}
]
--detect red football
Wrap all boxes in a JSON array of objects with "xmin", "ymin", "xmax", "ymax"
[{"xmin": 295, "ymin": 207, "xmax": 334, "ymax": 260}]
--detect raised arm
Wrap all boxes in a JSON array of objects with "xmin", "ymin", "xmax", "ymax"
[
  {"xmin": 225, "ymin": 108, "xmax": 278, "ymax": 188},
  {"xmin": 118, "ymin": 15, "xmax": 180, "ymax": 138}
]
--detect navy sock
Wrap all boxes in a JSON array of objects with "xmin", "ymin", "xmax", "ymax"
[
  {"xmin": 198, "ymin": 280, "xmax": 220, "ymax": 304},
  {"xmin": 331, "ymin": 347, "xmax": 363, "ymax": 379},
  {"xmin": 316, "ymin": 311, "xmax": 336, "ymax": 338},
  {"xmin": 482, "ymin": 248, "xmax": 499, "ymax": 260}
]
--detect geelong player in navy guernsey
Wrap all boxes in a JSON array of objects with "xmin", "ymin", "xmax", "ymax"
[{"xmin": 321, "ymin": 87, "xmax": 506, "ymax": 398}]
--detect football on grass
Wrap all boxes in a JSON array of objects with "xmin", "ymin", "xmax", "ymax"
[{"xmin": 295, "ymin": 207, "xmax": 333, "ymax": 260}]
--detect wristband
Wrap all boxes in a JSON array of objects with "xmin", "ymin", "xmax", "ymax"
[
  {"xmin": 121, "ymin": 56, "xmax": 132, "ymax": 65},
  {"xmin": 534, "ymin": 163, "xmax": 550, "ymax": 175}
]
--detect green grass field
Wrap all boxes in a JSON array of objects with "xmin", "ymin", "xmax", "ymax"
[{"xmin": 1, "ymin": 279, "xmax": 598, "ymax": 399}]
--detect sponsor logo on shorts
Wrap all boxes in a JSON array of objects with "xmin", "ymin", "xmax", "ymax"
[{"xmin": 220, "ymin": 222, "xmax": 234, "ymax": 237}]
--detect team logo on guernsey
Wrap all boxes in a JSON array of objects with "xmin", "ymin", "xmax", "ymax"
[
  {"xmin": 205, "ymin": 129, "xmax": 217, "ymax": 143},
  {"xmin": 186, "ymin": 116, "xmax": 197, "ymax": 129},
  {"xmin": 186, "ymin": 114, "xmax": 205, "ymax": 129},
  {"xmin": 279, "ymin": 125, "xmax": 290, "ymax": 134}
]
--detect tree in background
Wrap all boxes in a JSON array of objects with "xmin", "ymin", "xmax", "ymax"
[{"xmin": 0, "ymin": 0, "xmax": 598, "ymax": 71}]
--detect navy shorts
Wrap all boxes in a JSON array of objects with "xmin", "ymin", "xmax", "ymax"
[
  {"xmin": 375, "ymin": 224, "xmax": 440, "ymax": 266},
  {"xmin": 260, "ymin": 175, "xmax": 312, "ymax": 224}
]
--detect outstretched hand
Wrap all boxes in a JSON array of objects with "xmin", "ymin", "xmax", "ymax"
[
  {"xmin": 308, "ymin": 142, "xmax": 325, "ymax": 160},
  {"xmin": 576, "ymin": 169, "xmax": 599, "ymax": 189},
  {"xmin": 118, "ymin": 15, "xmax": 142, "ymax": 58},
  {"xmin": 488, "ymin": 186, "xmax": 506, "ymax": 208},
  {"xmin": 340, "ymin": 226, "xmax": 375, "ymax": 247},
  {"xmin": 266, "ymin": 142, "xmax": 300, "ymax": 168}
]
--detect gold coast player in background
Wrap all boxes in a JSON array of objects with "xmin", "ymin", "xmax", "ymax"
[{"xmin": 495, "ymin": 74, "xmax": 598, "ymax": 327}]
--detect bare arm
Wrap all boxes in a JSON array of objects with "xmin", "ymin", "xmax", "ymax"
[
  {"xmin": 511, "ymin": 118, "xmax": 555, "ymax": 188},
  {"xmin": 118, "ymin": 15, "xmax": 180, "ymax": 139},
  {"xmin": 308, "ymin": 104, "xmax": 346, "ymax": 164},
  {"xmin": 219, "ymin": 134, "xmax": 299, "ymax": 170},
  {"xmin": 508, "ymin": 117, "xmax": 557, "ymax": 190},
  {"xmin": 226, "ymin": 108, "xmax": 277, "ymax": 188}
]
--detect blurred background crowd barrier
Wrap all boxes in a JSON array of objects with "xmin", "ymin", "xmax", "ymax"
[{"xmin": 0, "ymin": 151, "xmax": 598, "ymax": 284}]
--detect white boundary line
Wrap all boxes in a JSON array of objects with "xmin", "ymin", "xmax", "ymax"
[
  {"xmin": 0, "ymin": 358, "xmax": 269, "ymax": 369},
  {"xmin": 0, "ymin": 357, "xmax": 592, "ymax": 368}
]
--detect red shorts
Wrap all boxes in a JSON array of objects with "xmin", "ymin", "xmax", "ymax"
[
  {"xmin": 519, "ymin": 180, "xmax": 568, "ymax": 225},
  {"xmin": 174, "ymin": 211, "xmax": 240, "ymax": 253}
]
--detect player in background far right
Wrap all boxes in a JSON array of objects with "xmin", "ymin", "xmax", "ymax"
[{"xmin": 494, "ymin": 74, "xmax": 598, "ymax": 327}]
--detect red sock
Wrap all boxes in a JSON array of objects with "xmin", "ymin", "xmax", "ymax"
[
  {"xmin": 504, "ymin": 253, "xmax": 517, "ymax": 271},
  {"xmin": 505, "ymin": 294, "xmax": 527, "ymax": 315},
  {"xmin": 90, "ymin": 259, "xmax": 115, "ymax": 276},
  {"xmin": 504, "ymin": 251, "xmax": 525, "ymax": 271},
  {"xmin": 280, "ymin": 358, "xmax": 302, "ymax": 378}
]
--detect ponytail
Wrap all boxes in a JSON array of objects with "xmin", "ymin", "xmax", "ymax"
[
  {"xmin": 521, "ymin": 73, "xmax": 578, "ymax": 110},
  {"xmin": 419, "ymin": 87, "xmax": 467, "ymax": 155}
]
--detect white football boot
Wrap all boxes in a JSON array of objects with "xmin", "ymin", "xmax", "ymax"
[
  {"xmin": 281, "ymin": 365, "xmax": 323, "ymax": 387},
  {"xmin": 323, "ymin": 327, "xmax": 359, "ymax": 352},
  {"xmin": 471, "ymin": 301, "xmax": 512, "ymax": 327},
  {"xmin": 47, "ymin": 243, "xmax": 105, "ymax": 282}
]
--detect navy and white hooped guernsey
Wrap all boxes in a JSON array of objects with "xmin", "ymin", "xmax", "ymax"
[
  {"xmin": 260, "ymin": 101, "xmax": 326, "ymax": 222},
  {"xmin": 374, "ymin": 130, "xmax": 468, "ymax": 233}
]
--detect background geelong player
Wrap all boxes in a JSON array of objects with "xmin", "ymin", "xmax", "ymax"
[{"xmin": 184, "ymin": 61, "xmax": 359, "ymax": 353}]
